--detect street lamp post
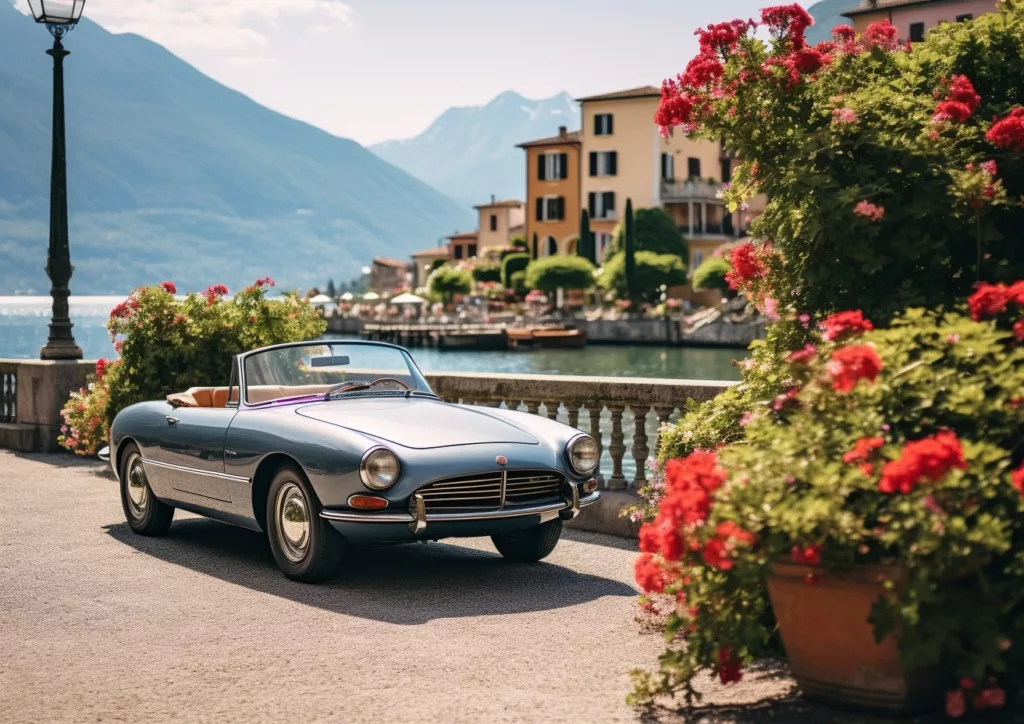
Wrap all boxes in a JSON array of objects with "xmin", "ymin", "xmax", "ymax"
[{"xmin": 28, "ymin": 0, "xmax": 86, "ymax": 360}]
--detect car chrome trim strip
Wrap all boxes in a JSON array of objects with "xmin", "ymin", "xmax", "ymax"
[
  {"xmin": 140, "ymin": 457, "xmax": 251, "ymax": 484},
  {"xmin": 320, "ymin": 490, "xmax": 600, "ymax": 526}
]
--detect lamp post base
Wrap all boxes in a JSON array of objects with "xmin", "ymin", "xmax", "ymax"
[{"xmin": 40, "ymin": 339, "xmax": 83, "ymax": 361}]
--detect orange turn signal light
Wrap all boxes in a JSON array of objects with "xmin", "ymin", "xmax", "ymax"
[
  {"xmin": 583, "ymin": 479, "xmax": 598, "ymax": 493},
  {"xmin": 349, "ymin": 495, "xmax": 389, "ymax": 510}
]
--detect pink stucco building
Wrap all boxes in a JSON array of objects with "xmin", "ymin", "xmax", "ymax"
[{"xmin": 843, "ymin": 0, "xmax": 999, "ymax": 41}]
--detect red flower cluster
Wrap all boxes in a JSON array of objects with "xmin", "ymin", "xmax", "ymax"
[
  {"xmin": 702, "ymin": 521, "xmax": 756, "ymax": 571},
  {"xmin": 826, "ymin": 345, "xmax": 883, "ymax": 393},
  {"xmin": 790, "ymin": 544, "xmax": 822, "ymax": 565},
  {"xmin": 863, "ymin": 19, "xmax": 899, "ymax": 51},
  {"xmin": 832, "ymin": 25, "xmax": 856, "ymax": 42},
  {"xmin": 637, "ymin": 452, "xmax": 728, "ymax": 564},
  {"xmin": 853, "ymin": 200, "xmax": 885, "ymax": 222},
  {"xmin": 254, "ymin": 277, "xmax": 275, "ymax": 288},
  {"xmin": 95, "ymin": 358, "xmax": 109, "ymax": 380},
  {"xmin": 634, "ymin": 552, "xmax": 672, "ymax": 593},
  {"xmin": 986, "ymin": 107, "xmax": 1024, "ymax": 152},
  {"xmin": 716, "ymin": 647, "xmax": 743, "ymax": 685},
  {"xmin": 933, "ymin": 75, "xmax": 981, "ymax": 124},
  {"xmin": 655, "ymin": 81, "xmax": 696, "ymax": 135},
  {"xmin": 158, "ymin": 281, "xmax": 177, "ymax": 294},
  {"xmin": 1015, "ymin": 319, "xmax": 1024, "ymax": 342},
  {"xmin": 772, "ymin": 386, "xmax": 801, "ymax": 411},
  {"xmin": 696, "ymin": 19, "xmax": 751, "ymax": 56},
  {"xmin": 761, "ymin": 4, "xmax": 814, "ymax": 48},
  {"xmin": 682, "ymin": 53, "xmax": 725, "ymax": 89},
  {"xmin": 109, "ymin": 296, "xmax": 139, "ymax": 320},
  {"xmin": 967, "ymin": 281, "xmax": 1024, "ymax": 321},
  {"xmin": 1012, "ymin": 463, "xmax": 1024, "ymax": 498},
  {"xmin": 204, "ymin": 284, "xmax": 229, "ymax": 304},
  {"xmin": 878, "ymin": 432, "xmax": 967, "ymax": 494},
  {"xmin": 844, "ymin": 436, "xmax": 885, "ymax": 475},
  {"xmin": 785, "ymin": 343, "xmax": 817, "ymax": 364},
  {"xmin": 821, "ymin": 310, "xmax": 873, "ymax": 341},
  {"xmin": 724, "ymin": 242, "xmax": 766, "ymax": 290}
]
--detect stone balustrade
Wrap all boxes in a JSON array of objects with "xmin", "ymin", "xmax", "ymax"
[
  {"xmin": 0, "ymin": 360, "xmax": 735, "ymax": 481},
  {"xmin": 424, "ymin": 371, "xmax": 734, "ymax": 489}
]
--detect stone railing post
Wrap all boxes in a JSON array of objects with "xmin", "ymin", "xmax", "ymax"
[
  {"xmin": 606, "ymin": 404, "xmax": 627, "ymax": 489},
  {"xmin": 631, "ymin": 405, "xmax": 651, "ymax": 488},
  {"xmin": 588, "ymin": 404, "xmax": 604, "ymax": 481},
  {"xmin": 566, "ymin": 403, "xmax": 581, "ymax": 430},
  {"xmin": 545, "ymin": 401, "xmax": 560, "ymax": 421}
]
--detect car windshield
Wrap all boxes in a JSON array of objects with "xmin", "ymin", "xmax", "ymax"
[{"xmin": 242, "ymin": 342, "xmax": 433, "ymax": 406}]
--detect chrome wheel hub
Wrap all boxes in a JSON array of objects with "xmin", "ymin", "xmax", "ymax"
[
  {"xmin": 126, "ymin": 455, "xmax": 149, "ymax": 519},
  {"xmin": 276, "ymin": 482, "xmax": 309, "ymax": 563}
]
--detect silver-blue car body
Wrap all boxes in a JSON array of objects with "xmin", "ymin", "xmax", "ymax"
[{"xmin": 103, "ymin": 340, "xmax": 601, "ymax": 582}]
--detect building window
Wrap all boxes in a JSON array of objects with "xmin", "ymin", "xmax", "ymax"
[
  {"xmin": 538, "ymin": 152, "xmax": 568, "ymax": 181},
  {"xmin": 594, "ymin": 113, "xmax": 613, "ymax": 136},
  {"xmin": 588, "ymin": 191, "xmax": 616, "ymax": 220},
  {"xmin": 589, "ymin": 151, "xmax": 617, "ymax": 177},
  {"xmin": 720, "ymin": 159, "xmax": 732, "ymax": 184},
  {"xmin": 537, "ymin": 196, "xmax": 565, "ymax": 222},
  {"xmin": 909, "ymin": 22, "xmax": 925, "ymax": 42},
  {"xmin": 468, "ymin": 244, "xmax": 477, "ymax": 258},
  {"xmin": 453, "ymin": 245, "xmax": 464, "ymax": 260},
  {"xmin": 489, "ymin": 214, "xmax": 497, "ymax": 231},
  {"xmin": 546, "ymin": 236, "xmax": 558, "ymax": 257},
  {"xmin": 661, "ymin": 153, "xmax": 675, "ymax": 181},
  {"xmin": 956, "ymin": 13, "xmax": 973, "ymax": 22},
  {"xmin": 687, "ymin": 157, "xmax": 701, "ymax": 180}
]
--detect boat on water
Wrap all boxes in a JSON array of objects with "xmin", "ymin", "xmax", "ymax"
[
  {"xmin": 508, "ymin": 327, "xmax": 587, "ymax": 350},
  {"xmin": 437, "ymin": 329, "xmax": 509, "ymax": 351}
]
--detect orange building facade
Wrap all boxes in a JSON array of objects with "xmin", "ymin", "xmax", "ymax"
[{"xmin": 517, "ymin": 127, "xmax": 582, "ymax": 258}]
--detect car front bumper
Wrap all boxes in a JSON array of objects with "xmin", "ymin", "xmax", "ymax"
[{"xmin": 321, "ymin": 487, "xmax": 600, "ymax": 542}]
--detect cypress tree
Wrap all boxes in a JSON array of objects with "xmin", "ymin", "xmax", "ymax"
[
  {"xmin": 624, "ymin": 198, "xmax": 636, "ymax": 302},
  {"xmin": 531, "ymin": 232, "xmax": 539, "ymax": 261},
  {"xmin": 579, "ymin": 209, "xmax": 593, "ymax": 263}
]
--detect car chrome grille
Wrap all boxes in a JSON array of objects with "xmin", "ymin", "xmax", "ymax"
[{"xmin": 415, "ymin": 470, "xmax": 565, "ymax": 513}]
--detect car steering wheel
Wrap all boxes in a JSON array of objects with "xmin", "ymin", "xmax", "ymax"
[{"xmin": 325, "ymin": 377, "xmax": 412, "ymax": 396}]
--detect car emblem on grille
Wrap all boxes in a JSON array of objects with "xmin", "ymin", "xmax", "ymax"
[{"xmin": 495, "ymin": 455, "xmax": 507, "ymax": 466}]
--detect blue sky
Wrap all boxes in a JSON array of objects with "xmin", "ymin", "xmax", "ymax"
[{"xmin": 19, "ymin": 0, "xmax": 812, "ymax": 145}]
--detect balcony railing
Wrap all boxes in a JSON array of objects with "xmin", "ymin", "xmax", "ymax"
[
  {"xmin": 660, "ymin": 179, "xmax": 723, "ymax": 203},
  {"xmin": 425, "ymin": 371, "xmax": 734, "ymax": 490},
  {"xmin": 0, "ymin": 363, "xmax": 16, "ymax": 423}
]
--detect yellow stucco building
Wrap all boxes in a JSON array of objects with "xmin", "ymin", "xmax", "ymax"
[
  {"xmin": 474, "ymin": 197, "xmax": 525, "ymax": 251},
  {"xmin": 517, "ymin": 126, "xmax": 582, "ymax": 257}
]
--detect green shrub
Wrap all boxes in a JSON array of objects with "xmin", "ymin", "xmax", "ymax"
[
  {"xmin": 600, "ymin": 250, "xmax": 687, "ymax": 304},
  {"xmin": 58, "ymin": 279, "xmax": 325, "ymax": 455},
  {"xmin": 471, "ymin": 262, "xmax": 501, "ymax": 284},
  {"xmin": 691, "ymin": 256, "xmax": 731, "ymax": 292},
  {"xmin": 428, "ymin": 265, "xmax": 473, "ymax": 302},
  {"xmin": 509, "ymin": 270, "xmax": 528, "ymax": 296},
  {"xmin": 525, "ymin": 255, "xmax": 596, "ymax": 292},
  {"xmin": 501, "ymin": 252, "xmax": 530, "ymax": 288},
  {"xmin": 609, "ymin": 206, "xmax": 687, "ymax": 258}
]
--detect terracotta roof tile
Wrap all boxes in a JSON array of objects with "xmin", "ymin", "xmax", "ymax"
[
  {"xmin": 576, "ymin": 85, "xmax": 661, "ymax": 103},
  {"xmin": 473, "ymin": 199, "xmax": 524, "ymax": 209},
  {"xmin": 410, "ymin": 246, "xmax": 450, "ymax": 257},
  {"xmin": 447, "ymin": 230, "xmax": 479, "ymax": 240},
  {"xmin": 372, "ymin": 257, "xmax": 409, "ymax": 269},
  {"xmin": 516, "ymin": 129, "xmax": 581, "ymax": 148}
]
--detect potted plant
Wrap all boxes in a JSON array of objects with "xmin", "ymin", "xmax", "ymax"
[{"xmin": 630, "ymin": 287, "xmax": 1024, "ymax": 715}]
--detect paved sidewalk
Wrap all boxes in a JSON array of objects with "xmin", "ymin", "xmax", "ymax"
[{"xmin": 0, "ymin": 452, "xmax": 988, "ymax": 723}]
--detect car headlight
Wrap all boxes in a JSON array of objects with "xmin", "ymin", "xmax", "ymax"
[
  {"xmin": 567, "ymin": 434, "xmax": 599, "ymax": 476},
  {"xmin": 360, "ymin": 447, "xmax": 401, "ymax": 490}
]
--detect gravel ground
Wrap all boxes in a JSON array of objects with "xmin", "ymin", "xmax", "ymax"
[{"xmin": 0, "ymin": 452, "xmax": 1000, "ymax": 724}]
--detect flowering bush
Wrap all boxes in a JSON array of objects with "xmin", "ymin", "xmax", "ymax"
[
  {"xmin": 656, "ymin": 3, "xmax": 1024, "ymax": 322},
  {"xmin": 58, "ymin": 279, "xmax": 325, "ymax": 455},
  {"xmin": 630, "ymin": 288, "xmax": 1024, "ymax": 713}
]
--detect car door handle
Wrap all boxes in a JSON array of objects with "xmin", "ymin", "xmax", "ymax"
[{"xmin": 166, "ymin": 416, "xmax": 180, "ymax": 425}]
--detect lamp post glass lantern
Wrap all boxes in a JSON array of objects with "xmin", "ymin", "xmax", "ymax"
[{"xmin": 29, "ymin": 0, "xmax": 86, "ymax": 360}]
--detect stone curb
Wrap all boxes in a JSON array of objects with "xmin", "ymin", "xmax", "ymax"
[{"xmin": 565, "ymin": 489, "xmax": 641, "ymax": 539}]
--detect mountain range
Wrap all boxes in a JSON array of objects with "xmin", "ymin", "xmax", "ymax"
[
  {"xmin": 370, "ymin": 91, "xmax": 579, "ymax": 208},
  {"xmin": 806, "ymin": 0, "xmax": 858, "ymax": 44},
  {"xmin": 0, "ymin": 1, "xmax": 471, "ymax": 294}
]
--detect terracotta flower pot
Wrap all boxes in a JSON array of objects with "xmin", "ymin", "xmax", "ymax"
[{"xmin": 766, "ymin": 561, "xmax": 944, "ymax": 714}]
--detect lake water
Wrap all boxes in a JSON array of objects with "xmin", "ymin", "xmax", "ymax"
[{"xmin": 1, "ymin": 296, "xmax": 745, "ymax": 480}]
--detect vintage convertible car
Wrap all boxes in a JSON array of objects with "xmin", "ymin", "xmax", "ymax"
[{"xmin": 100, "ymin": 340, "xmax": 601, "ymax": 582}]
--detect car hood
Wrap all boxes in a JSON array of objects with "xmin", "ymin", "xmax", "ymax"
[{"xmin": 294, "ymin": 397, "xmax": 539, "ymax": 449}]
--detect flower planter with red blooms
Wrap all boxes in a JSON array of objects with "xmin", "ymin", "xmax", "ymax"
[{"xmin": 629, "ymin": 293, "xmax": 1024, "ymax": 715}]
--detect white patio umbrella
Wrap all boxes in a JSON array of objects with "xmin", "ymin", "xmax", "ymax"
[
  {"xmin": 340, "ymin": 292, "xmax": 355, "ymax": 301},
  {"xmin": 362, "ymin": 292, "xmax": 381, "ymax": 301},
  {"xmin": 390, "ymin": 292, "xmax": 426, "ymax": 304},
  {"xmin": 308, "ymin": 294, "xmax": 333, "ymax": 305}
]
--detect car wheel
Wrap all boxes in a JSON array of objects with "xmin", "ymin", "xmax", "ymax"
[
  {"xmin": 266, "ymin": 464, "xmax": 345, "ymax": 583},
  {"xmin": 491, "ymin": 518, "xmax": 562, "ymax": 562},
  {"xmin": 119, "ymin": 443, "xmax": 174, "ymax": 535}
]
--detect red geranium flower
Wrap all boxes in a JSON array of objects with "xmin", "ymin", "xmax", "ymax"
[
  {"xmin": 785, "ymin": 343, "xmax": 817, "ymax": 364},
  {"xmin": 946, "ymin": 690, "xmax": 967, "ymax": 718},
  {"xmin": 1011, "ymin": 463, "xmax": 1024, "ymax": 497},
  {"xmin": 158, "ymin": 281, "xmax": 177, "ymax": 294},
  {"xmin": 791, "ymin": 544, "xmax": 822, "ymax": 565},
  {"xmin": 826, "ymin": 345, "xmax": 883, "ymax": 393},
  {"xmin": 821, "ymin": 310, "xmax": 873, "ymax": 341},
  {"xmin": 863, "ymin": 19, "xmax": 899, "ymax": 51},
  {"xmin": 95, "ymin": 358, "xmax": 109, "ymax": 380},
  {"xmin": 843, "ymin": 436, "xmax": 884, "ymax": 464},
  {"xmin": 724, "ymin": 242, "xmax": 766, "ymax": 290},
  {"xmin": 702, "ymin": 521, "xmax": 756, "ymax": 571},
  {"xmin": 761, "ymin": 4, "xmax": 814, "ymax": 48},
  {"xmin": 717, "ymin": 647, "xmax": 743, "ymax": 684},
  {"xmin": 878, "ymin": 432, "xmax": 967, "ymax": 494},
  {"xmin": 967, "ymin": 283, "xmax": 1010, "ymax": 321},
  {"xmin": 634, "ymin": 553, "xmax": 671, "ymax": 594},
  {"xmin": 832, "ymin": 25, "xmax": 856, "ymax": 42},
  {"xmin": 254, "ymin": 277, "xmax": 275, "ymax": 288},
  {"xmin": 933, "ymin": 75, "xmax": 980, "ymax": 123},
  {"xmin": 986, "ymin": 107, "xmax": 1024, "ymax": 152}
]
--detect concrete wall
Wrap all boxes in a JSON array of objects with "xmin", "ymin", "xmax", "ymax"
[{"xmin": 0, "ymin": 360, "xmax": 94, "ymax": 453}]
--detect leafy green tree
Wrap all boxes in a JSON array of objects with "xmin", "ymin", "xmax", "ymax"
[
  {"xmin": 429, "ymin": 258, "xmax": 446, "ymax": 273},
  {"xmin": 326, "ymin": 279, "xmax": 337, "ymax": 299},
  {"xmin": 610, "ymin": 206, "xmax": 687, "ymax": 258},
  {"xmin": 692, "ymin": 256, "xmax": 732, "ymax": 292},
  {"xmin": 525, "ymin": 256, "xmax": 596, "ymax": 292},
  {"xmin": 624, "ymin": 199, "xmax": 637, "ymax": 300},
  {"xmin": 501, "ymin": 252, "xmax": 530, "ymax": 288},
  {"xmin": 428, "ymin": 265, "xmax": 473, "ymax": 303},
  {"xmin": 510, "ymin": 235, "xmax": 528, "ymax": 250},
  {"xmin": 471, "ymin": 262, "xmax": 501, "ymax": 284},
  {"xmin": 600, "ymin": 250, "xmax": 687, "ymax": 304},
  {"xmin": 509, "ymin": 270, "xmax": 528, "ymax": 296},
  {"xmin": 579, "ymin": 209, "xmax": 595, "ymax": 264}
]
